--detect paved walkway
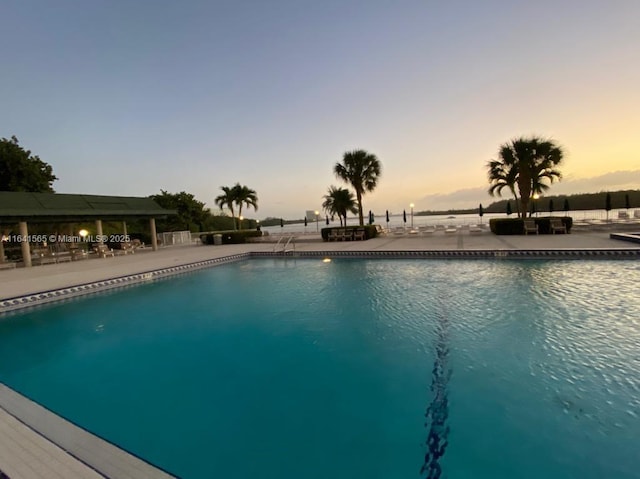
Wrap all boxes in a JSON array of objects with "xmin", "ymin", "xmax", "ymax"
[{"xmin": 0, "ymin": 229, "xmax": 638, "ymax": 478}]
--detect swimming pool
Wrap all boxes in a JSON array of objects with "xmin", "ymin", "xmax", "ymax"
[{"xmin": 1, "ymin": 258, "xmax": 639, "ymax": 478}]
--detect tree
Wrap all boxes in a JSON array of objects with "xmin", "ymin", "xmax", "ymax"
[
  {"xmin": 150, "ymin": 190, "xmax": 209, "ymax": 232},
  {"xmin": 232, "ymin": 183, "xmax": 258, "ymax": 230},
  {"xmin": 487, "ymin": 136, "xmax": 563, "ymax": 218},
  {"xmin": 215, "ymin": 183, "xmax": 258, "ymax": 230},
  {"xmin": 487, "ymin": 158, "xmax": 520, "ymax": 216},
  {"xmin": 0, "ymin": 136, "xmax": 57, "ymax": 192},
  {"xmin": 322, "ymin": 186, "xmax": 357, "ymax": 227},
  {"xmin": 334, "ymin": 149, "xmax": 382, "ymax": 226},
  {"xmin": 215, "ymin": 186, "xmax": 238, "ymax": 230}
]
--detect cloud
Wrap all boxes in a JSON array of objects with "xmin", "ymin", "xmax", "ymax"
[
  {"xmin": 420, "ymin": 170, "xmax": 640, "ymax": 211},
  {"xmin": 553, "ymin": 170, "xmax": 640, "ymax": 195}
]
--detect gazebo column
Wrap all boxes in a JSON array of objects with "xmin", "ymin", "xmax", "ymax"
[
  {"xmin": 0, "ymin": 232, "xmax": 6, "ymax": 263},
  {"xmin": 149, "ymin": 218, "xmax": 158, "ymax": 251},
  {"xmin": 19, "ymin": 221, "xmax": 32, "ymax": 268},
  {"xmin": 95, "ymin": 220, "xmax": 103, "ymax": 243}
]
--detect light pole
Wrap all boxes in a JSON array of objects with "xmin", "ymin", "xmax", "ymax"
[
  {"xmin": 410, "ymin": 203, "xmax": 414, "ymax": 228},
  {"xmin": 315, "ymin": 210, "xmax": 319, "ymax": 232},
  {"xmin": 239, "ymin": 215, "xmax": 244, "ymax": 230}
]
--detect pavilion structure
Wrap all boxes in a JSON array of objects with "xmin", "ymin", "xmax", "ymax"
[{"xmin": 0, "ymin": 192, "xmax": 175, "ymax": 267}]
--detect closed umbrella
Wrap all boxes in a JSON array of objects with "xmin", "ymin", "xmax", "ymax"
[
  {"xmin": 549, "ymin": 199, "xmax": 554, "ymax": 214},
  {"xmin": 563, "ymin": 198, "xmax": 570, "ymax": 216},
  {"xmin": 479, "ymin": 204, "xmax": 484, "ymax": 223},
  {"xmin": 280, "ymin": 218, "xmax": 284, "ymax": 228},
  {"xmin": 304, "ymin": 217, "xmax": 308, "ymax": 227},
  {"xmin": 326, "ymin": 215, "xmax": 329, "ymax": 225},
  {"xmin": 625, "ymin": 193, "xmax": 630, "ymax": 210},
  {"xmin": 403, "ymin": 210, "xmax": 407, "ymax": 224},
  {"xmin": 605, "ymin": 192, "xmax": 612, "ymax": 221},
  {"xmin": 368, "ymin": 210, "xmax": 374, "ymax": 225}
]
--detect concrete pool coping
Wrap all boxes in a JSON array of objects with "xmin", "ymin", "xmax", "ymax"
[{"xmin": 1, "ymin": 230, "xmax": 639, "ymax": 478}]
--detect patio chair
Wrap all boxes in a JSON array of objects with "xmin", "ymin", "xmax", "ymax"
[
  {"xmin": 327, "ymin": 229, "xmax": 339, "ymax": 242},
  {"xmin": 444, "ymin": 226, "xmax": 458, "ymax": 234},
  {"xmin": 523, "ymin": 219, "xmax": 538, "ymax": 235},
  {"xmin": 550, "ymin": 218, "xmax": 568, "ymax": 234},
  {"xmin": 353, "ymin": 228, "xmax": 365, "ymax": 240}
]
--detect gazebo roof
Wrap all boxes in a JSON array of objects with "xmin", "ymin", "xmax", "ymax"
[{"xmin": 0, "ymin": 192, "xmax": 175, "ymax": 224}]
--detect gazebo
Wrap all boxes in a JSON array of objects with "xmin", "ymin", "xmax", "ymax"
[{"xmin": 0, "ymin": 192, "xmax": 175, "ymax": 267}]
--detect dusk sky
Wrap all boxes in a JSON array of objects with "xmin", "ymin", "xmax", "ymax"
[{"xmin": 2, "ymin": 1, "xmax": 639, "ymax": 219}]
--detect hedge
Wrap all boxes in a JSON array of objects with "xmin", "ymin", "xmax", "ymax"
[
  {"xmin": 200, "ymin": 230, "xmax": 262, "ymax": 244},
  {"xmin": 489, "ymin": 217, "xmax": 573, "ymax": 235},
  {"xmin": 321, "ymin": 225, "xmax": 379, "ymax": 241}
]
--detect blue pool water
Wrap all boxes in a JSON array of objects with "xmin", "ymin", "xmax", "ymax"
[{"xmin": 1, "ymin": 259, "xmax": 639, "ymax": 479}]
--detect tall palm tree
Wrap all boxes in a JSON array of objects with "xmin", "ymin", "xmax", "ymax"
[
  {"xmin": 334, "ymin": 149, "xmax": 382, "ymax": 226},
  {"xmin": 232, "ymin": 183, "xmax": 258, "ymax": 229},
  {"xmin": 322, "ymin": 186, "xmax": 358, "ymax": 226},
  {"xmin": 487, "ymin": 137, "xmax": 563, "ymax": 218},
  {"xmin": 215, "ymin": 186, "xmax": 238, "ymax": 229}
]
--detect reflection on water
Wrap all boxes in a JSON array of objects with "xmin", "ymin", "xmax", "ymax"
[{"xmin": 421, "ymin": 299, "xmax": 451, "ymax": 479}]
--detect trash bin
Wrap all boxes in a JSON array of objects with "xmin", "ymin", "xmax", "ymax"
[{"xmin": 213, "ymin": 234, "xmax": 222, "ymax": 245}]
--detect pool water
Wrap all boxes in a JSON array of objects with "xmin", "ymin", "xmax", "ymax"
[{"xmin": 1, "ymin": 259, "xmax": 639, "ymax": 478}]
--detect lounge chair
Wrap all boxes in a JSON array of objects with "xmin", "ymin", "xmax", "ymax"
[
  {"xmin": 94, "ymin": 244, "xmax": 115, "ymax": 258},
  {"xmin": 392, "ymin": 227, "xmax": 406, "ymax": 235},
  {"xmin": 418, "ymin": 226, "xmax": 435, "ymax": 235},
  {"xmin": 523, "ymin": 219, "xmax": 538, "ymax": 235},
  {"xmin": 550, "ymin": 218, "xmax": 567, "ymax": 234},
  {"xmin": 469, "ymin": 225, "xmax": 483, "ymax": 234},
  {"xmin": 116, "ymin": 242, "xmax": 136, "ymax": 254},
  {"xmin": 444, "ymin": 226, "xmax": 458, "ymax": 234},
  {"xmin": 70, "ymin": 247, "xmax": 89, "ymax": 260},
  {"xmin": 327, "ymin": 229, "xmax": 339, "ymax": 242}
]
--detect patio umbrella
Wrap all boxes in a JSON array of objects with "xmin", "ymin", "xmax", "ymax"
[
  {"xmin": 549, "ymin": 199, "xmax": 554, "ymax": 214},
  {"xmin": 326, "ymin": 215, "xmax": 329, "ymax": 225},
  {"xmin": 605, "ymin": 192, "xmax": 612, "ymax": 221},
  {"xmin": 403, "ymin": 210, "xmax": 407, "ymax": 224},
  {"xmin": 368, "ymin": 210, "xmax": 374, "ymax": 225},
  {"xmin": 386, "ymin": 210, "xmax": 389, "ymax": 223},
  {"xmin": 563, "ymin": 198, "xmax": 570, "ymax": 216},
  {"xmin": 280, "ymin": 218, "xmax": 284, "ymax": 228},
  {"xmin": 625, "ymin": 193, "xmax": 631, "ymax": 210},
  {"xmin": 304, "ymin": 217, "xmax": 308, "ymax": 227},
  {"xmin": 479, "ymin": 203, "xmax": 484, "ymax": 220},
  {"xmin": 506, "ymin": 201, "xmax": 512, "ymax": 216}
]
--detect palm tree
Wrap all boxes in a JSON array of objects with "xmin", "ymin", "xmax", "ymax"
[
  {"xmin": 334, "ymin": 149, "xmax": 382, "ymax": 226},
  {"xmin": 322, "ymin": 186, "xmax": 357, "ymax": 226},
  {"xmin": 215, "ymin": 186, "xmax": 237, "ymax": 229},
  {"xmin": 487, "ymin": 137, "xmax": 563, "ymax": 218},
  {"xmin": 487, "ymin": 158, "xmax": 520, "ymax": 216},
  {"xmin": 232, "ymin": 183, "xmax": 258, "ymax": 229}
]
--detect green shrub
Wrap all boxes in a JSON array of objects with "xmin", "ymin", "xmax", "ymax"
[
  {"xmin": 200, "ymin": 230, "xmax": 262, "ymax": 244},
  {"xmin": 490, "ymin": 217, "xmax": 573, "ymax": 235}
]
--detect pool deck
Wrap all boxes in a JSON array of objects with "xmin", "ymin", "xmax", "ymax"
[{"xmin": 1, "ymin": 229, "xmax": 639, "ymax": 479}]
